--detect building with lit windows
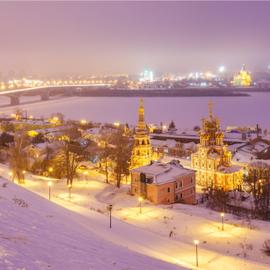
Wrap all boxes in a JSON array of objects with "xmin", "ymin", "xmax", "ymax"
[
  {"xmin": 232, "ymin": 64, "xmax": 252, "ymax": 87},
  {"xmin": 130, "ymin": 99, "xmax": 152, "ymax": 169},
  {"xmin": 139, "ymin": 69, "xmax": 154, "ymax": 82},
  {"xmin": 191, "ymin": 102, "xmax": 243, "ymax": 191},
  {"xmin": 131, "ymin": 161, "xmax": 196, "ymax": 205}
]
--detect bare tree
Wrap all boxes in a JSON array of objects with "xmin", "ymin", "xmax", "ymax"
[
  {"xmin": 207, "ymin": 188, "xmax": 229, "ymax": 212},
  {"xmin": 98, "ymin": 135, "xmax": 114, "ymax": 184},
  {"xmin": 59, "ymin": 136, "xmax": 85, "ymax": 186},
  {"xmin": 247, "ymin": 162, "xmax": 270, "ymax": 219},
  {"xmin": 9, "ymin": 131, "xmax": 30, "ymax": 184},
  {"xmin": 110, "ymin": 129, "xmax": 132, "ymax": 188}
]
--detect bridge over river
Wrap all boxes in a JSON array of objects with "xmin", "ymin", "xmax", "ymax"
[{"xmin": 0, "ymin": 85, "xmax": 257, "ymax": 106}]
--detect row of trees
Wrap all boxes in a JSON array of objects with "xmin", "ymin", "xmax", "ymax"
[
  {"xmin": 98, "ymin": 129, "xmax": 132, "ymax": 187},
  {"xmin": 7, "ymin": 124, "xmax": 133, "ymax": 188},
  {"xmin": 7, "ymin": 126, "xmax": 86, "ymax": 186}
]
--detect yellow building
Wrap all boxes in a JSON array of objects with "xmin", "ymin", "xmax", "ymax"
[
  {"xmin": 232, "ymin": 64, "xmax": 252, "ymax": 87},
  {"xmin": 131, "ymin": 99, "xmax": 152, "ymax": 169},
  {"xmin": 191, "ymin": 102, "xmax": 243, "ymax": 191}
]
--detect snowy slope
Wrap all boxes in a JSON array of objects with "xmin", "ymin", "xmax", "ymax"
[
  {"xmin": 1, "ymin": 163, "xmax": 270, "ymax": 270},
  {"xmin": 0, "ymin": 178, "xmax": 186, "ymax": 270}
]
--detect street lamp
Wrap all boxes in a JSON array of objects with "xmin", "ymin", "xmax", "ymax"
[
  {"xmin": 68, "ymin": 184, "xmax": 72, "ymax": 199},
  {"xmin": 108, "ymin": 204, "xmax": 113, "ymax": 228},
  {"xmin": 220, "ymin": 212, "xmax": 225, "ymax": 231},
  {"xmin": 22, "ymin": 170, "xmax": 26, "ymax": 182},
  {"xmin": 83, "ymin": 171, "xmax": 88, "ymax": 181},
  {"xmin": 48, "ymin": 167, "xmax": 53, "ymax": 173},
  {"xmin": 138, "ymin": 196, "xmax": 143, "ymax": 214},
  {"xmin": 48, "ymin": 181, "xmax": 52, "ymax": 200},
  {"xmin": 8, "ymin": 172, "xmax": 13, "ymax": 182},
  {"xmin": 194, "ymin": 240, "xmax": 199, "ymax": 267}
]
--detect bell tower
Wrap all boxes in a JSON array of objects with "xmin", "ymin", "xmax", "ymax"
[{"xmin": 131, "ymin": 98, "xmax": 152, "ymax": 169}]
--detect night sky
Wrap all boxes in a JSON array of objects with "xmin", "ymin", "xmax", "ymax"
[{"xmin": 0, "ymin": 1, "xmax": 270, "ymax": 76}]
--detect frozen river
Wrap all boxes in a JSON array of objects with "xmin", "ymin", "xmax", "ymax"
[{"xmin": 0, "ymin": 92, "xmax": 269, "ymax": 130}]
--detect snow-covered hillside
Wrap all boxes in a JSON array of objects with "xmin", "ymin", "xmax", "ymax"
[
  {"xmin": 0, "ymin": 178, "xmax": 185, "ymax": 270},
  {"xmin": 1, "ymin": 163, "xmax": 270, "ymax": 270}
]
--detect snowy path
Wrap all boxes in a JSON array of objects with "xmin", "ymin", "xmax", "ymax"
[{"xmin": 0, "ymin": 164, "xmax": 270, "ymax": 270}]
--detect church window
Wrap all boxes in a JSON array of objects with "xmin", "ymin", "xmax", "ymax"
[{"xmin": 167, "ymin": 187, "xmax": 170, "ymax": 193}]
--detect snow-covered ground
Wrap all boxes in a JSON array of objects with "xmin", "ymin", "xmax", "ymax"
[
  {"xmin": 0, "ymin": 164, "xmax": 270, "ymax": 270},
  {"xmin": 0, "ymin": 177, "xmax": 185, "ymax": 270}
]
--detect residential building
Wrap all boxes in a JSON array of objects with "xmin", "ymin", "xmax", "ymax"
[{"xmin": 131, "ymin": 161, "xmax": 196, "ymax": 205}]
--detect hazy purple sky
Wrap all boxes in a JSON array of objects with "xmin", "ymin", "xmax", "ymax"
[{"xmin": 0, "ymin": 1, "xmax": 270, "ymax": 76}]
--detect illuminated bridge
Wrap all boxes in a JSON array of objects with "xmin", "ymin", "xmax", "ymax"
[{"xmin": 0, "ymin": 84, "xmax": 111, "ymax": 106}]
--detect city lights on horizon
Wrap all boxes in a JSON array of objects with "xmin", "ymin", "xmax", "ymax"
[{"xmin": 0, "ymin": 63, "xmax": 269, "ymax": 92}]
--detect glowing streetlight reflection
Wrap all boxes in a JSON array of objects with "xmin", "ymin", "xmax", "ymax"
[
  {"xmin": 138, "ymin": 196, "xmax": 143, "ymax": 214},
  {"xmin": 48, "ymin": 181, "xmax": 52, "ymax": 200}
]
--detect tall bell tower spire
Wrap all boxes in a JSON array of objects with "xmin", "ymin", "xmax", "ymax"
[
  {"xmin": 208, "ymin": 100, "xmax": 213, "ymax": 119},
  {"xmin": 137, "ymin": 98, "xmax": 146, "ymax": 131},
  {"xmin": 131, "ymin": 98, "xmax": 152, "ymax": 169}
]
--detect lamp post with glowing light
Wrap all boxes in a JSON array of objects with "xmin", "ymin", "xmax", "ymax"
[
  {"xmin": 220, "ymin": 212, "xmax": 225, "ymax": 231},
  {"xmin": 83, "ymin": 171, "xmax": 88, "ymax": 181},
  {"xmin": 108, "ymin": 204, "xmax": 113, "ymax": 228},
  {"xmin": 22, "ymin": 170, "xmax": 26, "ymax": 183},
  {"xmin": 68, "ymin": 184, "xmax": 72, "ymax": 199},
  {"xmin": 194, "ymin": 240, "xmax": 199, "ymax": 267},
  {"xmin": 8, "ymin": 172, "xmax": 13, "ymax": 182},
  {"xmin": 48, "ymin": 181, "xmax": 52, "ymax": 200},
  {"xmin": 138, "ymin": 196, "xmax": 143, "ymax": 214}
]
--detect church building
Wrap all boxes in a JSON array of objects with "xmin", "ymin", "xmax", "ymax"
[
  {"xmin": 232, "ymin": 64, "xmax": 252, "ymax": 87},
  {"xmin": 191, "ymin": 102, "xmax": 243, "ymax": 191}
]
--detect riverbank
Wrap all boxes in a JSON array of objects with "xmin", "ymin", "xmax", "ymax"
[
  {"xmin": 77, "ymin": 88, "xmax": 249, "ymax": 97},
  {"xmin": 0, "ymin": 93, "xmax": 269, "ymax": 130}
]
